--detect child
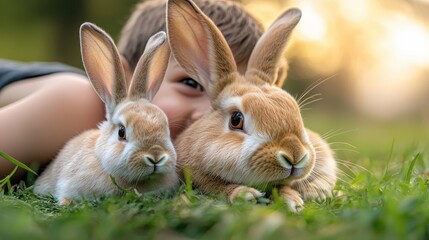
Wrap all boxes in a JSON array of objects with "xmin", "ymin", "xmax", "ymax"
[
  {"xmin": 117, "ymin": 0, "xmax": 266, "ymax": 140},
  {"xmin": 0, "ymin": 0, "xmax": 266, "ymax": 181}
]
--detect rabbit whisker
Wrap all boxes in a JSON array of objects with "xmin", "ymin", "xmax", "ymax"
[
  {"xmin": 329, "ymin": 141, "xmax": 358, "ymax": 149},
  {"xmin": 296, "ymin": 73, "xmax": 337, "ymax": 105},
  {"xmin": 321, "ymin": 128, "xmax": 359, "ymax": 141},
  {"xmin": 298, "ymin": 96, "xmax": 324, "ymax": 109},
  {"xmin": 336, "ymin": 159, "xmax": 371, "ymax": 173}
]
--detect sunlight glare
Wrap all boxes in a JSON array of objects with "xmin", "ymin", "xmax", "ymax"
[
  {"xmin": 244, "ymin": 0, "xmax": 429, "ymax": 119},
  {"xmin": 295, "ymin": 2, "xmax": 327, "ymax": 42},
  {"xmin": 384, "ymin": 15, "xmax": 429, "ymax": 66},
  {"xmin": 245, "ymin": 1, "xmax": 282, "ymax": 29},
  {"xmin": 339, "ymin": 0, "xmax": 371, "ymax": 23}
]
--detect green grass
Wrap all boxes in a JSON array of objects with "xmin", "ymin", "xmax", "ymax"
[
  {"xmin": 0, "ymin": 152, "xmax": 38, "ymax": 194},
  {"xmin": 1, "ymin": 114, "xmax": 428, "ymax": 240}
]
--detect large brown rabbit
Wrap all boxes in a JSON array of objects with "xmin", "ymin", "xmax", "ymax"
[
  {"xmin": 167, "ymin": 0, "xmax": 337, "ymax": 212},
  {"xmin": 33, "ymin": 23, "xmax": 178, "ymax": 205}
]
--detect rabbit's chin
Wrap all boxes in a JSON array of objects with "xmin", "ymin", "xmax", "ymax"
[
  {"xmin": 111, "ymin": 165, "xmax": 175, "ymax": 183},
  {"xmin": 227, "ymin": 168, "xmax": 311, "ymax": 187},
  {"xmin": 111, "ymin": 169, "xmax": 178, "ymax": 193}
]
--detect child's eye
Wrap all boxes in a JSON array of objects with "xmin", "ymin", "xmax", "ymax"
[{"xmin": 180, "ymin": 78, "xmax": 204, "ymax": 92}]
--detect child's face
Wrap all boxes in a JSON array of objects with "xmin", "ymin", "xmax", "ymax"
[
  {"xmin": 152, "ymin": 56, "xmax": 210, "ymax": 140},
  {"xmin": 152, "ymin": 56, "xmax": 247, "ymax": 141}
]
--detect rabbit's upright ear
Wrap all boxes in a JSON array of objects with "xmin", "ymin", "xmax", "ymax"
[
  {"xmin": 246, "ymin": 8, "xmax": 301, "ymax": 86},
  {"xmin": 167, "ymin": 0, "xmax": 237, "ymax": 100},
  {"xmin": 274, "ymin": 58, "xmax": 288, "ymax": 88},
  {"xmin": 128, "ymin": 31, "xmax": 170, "ymax": 102},
  {"xmin": 80, "ymin": 22, "xmax": 127, "ymax": 114}
]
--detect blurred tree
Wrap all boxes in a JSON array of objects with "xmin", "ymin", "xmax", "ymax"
[
  {"xmin": 42, "ymin": 0, "xmax": 86, "ymax": 68},
  {"xmin": 0, "ymin": 0, "xmax": 138, "ymax": 68}
]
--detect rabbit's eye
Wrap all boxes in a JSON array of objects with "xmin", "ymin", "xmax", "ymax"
[
  {"xmin": 229, "ymin": 111, "xmax": 244, "ymax": 130},
  {"xmin": 118, "ymin": 125, "xmax": 126, "ymax": 140}
]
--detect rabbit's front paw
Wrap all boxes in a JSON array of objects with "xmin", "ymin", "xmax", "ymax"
[
  {"xmin": 58, "ymin": 197, "xmax": 73, "ymax": 206},
  {"xmin": 301, "ymin": 184, "xmax": 333, "ymax": 202},
  {"xmin": 279, "ymin": 186, "xmax": 304, "ymax": 212},
  {"xmin": 229, "ymin": 186, "xmax": 264, "ymax": 202}
]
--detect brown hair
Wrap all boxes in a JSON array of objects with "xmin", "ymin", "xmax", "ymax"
[{"xmin": 118, "ymin": 0, "xmax": 264, "ymax": 71}]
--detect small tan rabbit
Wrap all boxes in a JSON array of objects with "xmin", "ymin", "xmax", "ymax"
[
  {"xmin": 167, "ymin": 0, "xmax": 337, "ymax": 212},
  {"xmin": 33, "ymin": 23, "xmax": 178, "ymax": 205}
]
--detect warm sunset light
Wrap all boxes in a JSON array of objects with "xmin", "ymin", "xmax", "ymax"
[
  {"xmin": 1, "ymin": 0, "xmax": 429, "ymax": 238},
  {"xmin": 295, "ymin": 2, "xmax": 327, "ymax": 42},
  {"xmin": 246, "ymin": 0, "xmax": 429, "ymax": 119}
]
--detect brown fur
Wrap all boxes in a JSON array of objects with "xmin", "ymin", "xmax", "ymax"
[{"xmin": 169, "ymin": 0, "xmax": 337, "ymax": 212}]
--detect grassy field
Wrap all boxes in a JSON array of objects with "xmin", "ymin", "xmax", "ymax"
[{"xmin": 1, "ymin": 112, "xmax": 428, "ymax": 240}]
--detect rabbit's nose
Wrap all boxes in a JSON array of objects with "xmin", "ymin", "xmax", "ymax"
[
  {"xmin": 294, "ymin": 152, "xmax": 309, "ymax": 169},
  {"xmin": 276, "ymin": 151, "xmax": 309, "ymax": 169},
  {"xmin": 143, "ymin": 154, "xmax": 169, "ymax": 166},
  {"xmin": 277, "ymin": 152, "xmax": 293, "ymax": 169}
]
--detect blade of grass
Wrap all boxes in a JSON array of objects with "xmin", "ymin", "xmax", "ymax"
[
  {"xmin": 184, "ymin": 168, "xmax": 193, "ymax": 193},
  {"xmin": 0, "ymin": 178, "xmax": 6, "ymax": 189},
  {"xmin": 110, "ymin": 175, "xmax": 128, "ymax": 193},
  {"xmin": 0, "ymin": 151, "xmax": 37, "ymax": 176},
  {"xmin": 270, "ymin": 188, "xmax": 286, "ymax": 210},
  {"xmin": 7, "ymin": 177, "xmax": 12, "ymax": 194},
  {"xmin": 382, "ymin": 139, "xmax": 395, "ymax": 181},
  {"xmin": 406, "ymin": 153, "xmax": 421, "ymax": 184},
  {"xmin": 0, "ymin": 166, "xmax": 18, "ymax": 194},
  {"xmin": 0, "ymin": 166, "xmax": 17, "ymax": 188},
  {"xmin": 183, "ymin": 168, "xmax": 196, "ymax": 202}
]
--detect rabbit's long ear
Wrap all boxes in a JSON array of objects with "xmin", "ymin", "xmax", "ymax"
[
  {"xmin": 246, "ymin": 8, "xmax": 301, "ymax": 85},
  {"xmin": 274, "ymin": 58, "xmax": 288, "ymax": 88},
  {"xmin": 167, "ymin": 0, "xmax": 237, "ymax": 100},
  {"xmin": 80, "ymin": 22, "xmax": 127, "ymax": 114},
  {"xmin": 128, "ymin": 31, "xmax": 170, "ymax": 102}
]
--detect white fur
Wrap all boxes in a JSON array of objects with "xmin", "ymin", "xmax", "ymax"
[
  {"xmin": 239, "ymin": 132, "xmax": 269, "ymax": 169},
  {"xmin": 221, "ymin": 96, "xmax": 244, "ymax": 131},
  {"xmin": 302, "ymin": 129, "xmax": 310, "ymax": 144},
  {"xmin": 220, "ymin": 96, "xmax": 243, "ymax": 110},
  {"xmin": 213, "ymin": 95, "xmax": 272, "ymax": 184}
]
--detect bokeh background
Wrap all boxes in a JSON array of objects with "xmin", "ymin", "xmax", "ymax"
[{"xmin": 1, "ymin": 0, "xmax": 428, "ymax": 166}]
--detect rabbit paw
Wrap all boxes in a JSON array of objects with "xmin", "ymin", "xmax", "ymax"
[
  {"xmin": 58, "ymin": 198, "xmax": 72, "ymax": 206},
  {"xmin": 229, "ymin": 186, "xmax": 264, "ymax": 202},
  {"xmin": 303, "ymin": 187, "xmax": 332, "ymax": 202},
  {"xmin": 279, "ymin": 186, "xmax": 304, "ymax": 212},
  {"xmin": 297, "ymin": 181, "xmax": 334, "ymax": 202}
]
